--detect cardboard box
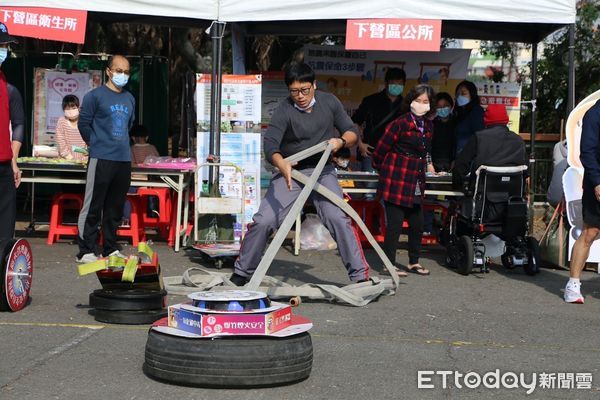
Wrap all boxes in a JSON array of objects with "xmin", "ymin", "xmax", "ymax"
[{"xmin": 168, "ymin": 302, "xmax": 293, "ymax": 336}]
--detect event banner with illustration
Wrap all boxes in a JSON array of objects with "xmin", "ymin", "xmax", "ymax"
[
  {"xmin": 475, "ymin": 81, "xmax": 522, "ymax": 131},
  {"xmin": 32, "ymin": 68, "xmax": 102, "ymax": 148},
  {"xmin": 303, "ymin": 44, "xmax": 471, "ymax": 117},
  {"xmin": 195, "ymin": 74, "xmax": 262, "ymax": 230}
]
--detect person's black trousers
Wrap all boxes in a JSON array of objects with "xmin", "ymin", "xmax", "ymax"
[
  {"xmin": 77, "ymin": 158, "xmax": 131, "ymax": 257},
  {"xmin": 0, "ymin": 162, "xmax": 16, "ymax": 241},
  {"xmin": 383, "ymin": 201, "xmax": 423, "ymax": 265}
]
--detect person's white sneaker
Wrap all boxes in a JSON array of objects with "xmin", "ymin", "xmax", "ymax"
[
  {"xmin": 108, "ymin": 250, "xmax": 127, "ymax": 259},
  {"xmin": 564, "ymin": 281, "xmax": 584, "ymax": 304},
  {"xmin": 76, "ymin": 253, "xmax": 98, "ymax": 263}
]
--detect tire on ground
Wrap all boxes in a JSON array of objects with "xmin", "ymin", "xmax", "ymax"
[
  {"xmin": 457, "ymin": 235, "xmax": 474, "ymax": 276},
  {"xmin": 93, "ymin": 308, "xmax": 167, "ymax": 325},
  {"xmin": 89, "ymin": 289, "xmax": 166, "ymax": 311},
  {"xmin": 144, "ymin": 330, "xmax": 313, "ymax": 387}
]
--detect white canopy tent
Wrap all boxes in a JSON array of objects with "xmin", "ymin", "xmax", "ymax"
[
  {"xmin": 5, "ymin": 0, "xmax": 575, "ymax": 24},
  {"xmin": 1, "ymin": 0, "xmax": 578, "ymax": 198}
]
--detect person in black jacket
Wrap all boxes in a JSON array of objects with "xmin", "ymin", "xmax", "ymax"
[
  {"xmin": 431, "ymin": 92, "xmax": 455, "ymax": 171},
  {"xmin": 453, "ymin": 104, "xmax": 527, "ymax": 192},
  {"xmin": 352, "ymin": 67, "xmax": 406, "ymax": 173}
]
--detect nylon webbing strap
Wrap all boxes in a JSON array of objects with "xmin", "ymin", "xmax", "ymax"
[
  {"xmin": 289, "ymin": 168, "xmax": 400, "ymax": 288},
  {"xmin": 77, "ymin": 256, "xmax": 126, "ymax": 276},
  {"xmin": 164, "ymin": 141, "xmax": 400, "ymax": 306},
  {"xmin": 246, "ymin": 142, "xmax": 334, "ymax": 291},
  {"xmin": 122, "ymin": 256, "xmax": 139, "ymax": 282},
  {"xmin": 138, "ymin": 242, "xmax": 154, "ymax": 264},
  {"xmin": 163, "ymin": 268, "xmax": 397, "ymax": 307}
]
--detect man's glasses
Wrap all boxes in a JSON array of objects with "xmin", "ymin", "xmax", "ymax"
[
  {"xmin": 110, "ymin": 68, "xmax": 130, "ymax": 75},
  {"xmin": 289, "ymin": 86, "xmax": 312, "ymax": 96}
]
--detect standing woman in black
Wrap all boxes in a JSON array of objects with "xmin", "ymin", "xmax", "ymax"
[{"xmin": 453, "ymin": 80, "xmax": 484, "ymax": 157}]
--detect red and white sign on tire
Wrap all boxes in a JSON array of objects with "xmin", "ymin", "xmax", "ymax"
[{"xmin": 0, "ymin": 239, "xmax": 33, "ymax": 312}]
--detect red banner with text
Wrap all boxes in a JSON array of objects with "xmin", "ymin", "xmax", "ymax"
[
  {"xmin": 346, "ymin": 19, "xmax": 441, "ymax": 52},
  {"xmin": 0, "ymin": 7, "xmax": 87, "ymax": 44}
]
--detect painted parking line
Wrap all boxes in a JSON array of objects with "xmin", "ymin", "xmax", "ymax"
[
  {"xmin": 311, "ymin": 333, "xmax": 600, "ymax": 353},
  {"xmin": 2, "ymin": 322, "xmax": 599, "ymax": 354},
  {"xmin": 0, "ymin": 321, "xmax": 146, "ymax": 331}
]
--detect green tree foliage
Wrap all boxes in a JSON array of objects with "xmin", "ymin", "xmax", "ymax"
[{"xmin": 524, "ymin": 1, "xmax": 599, "ymax": 133}]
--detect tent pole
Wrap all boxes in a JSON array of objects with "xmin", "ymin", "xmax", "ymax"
[
  {"xmin": 209, "ymin": 21, "xmax": 226, "ymax": 160},
  {"xmin": 139, "ymin": 56, "xmax": 144, "ymax": 125},
  {"xmin": 529, "ymin": 42, "xmax": 538, "ymax": 233},
  {"xmin": 567, "ymin": 23, "xmax": 576, "ymax": 116}
]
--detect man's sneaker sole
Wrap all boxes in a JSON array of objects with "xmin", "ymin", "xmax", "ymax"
[
  {"xmin": 565, "ymin": 296, "xmax": 584, "ymax": 304},
  {"xmin": 564, "ymin": 288, "xmax": 584, "ymax": 304},
  {"xmin": 76, "ymin": 255, "xmax": 98, "ymax": 263}
]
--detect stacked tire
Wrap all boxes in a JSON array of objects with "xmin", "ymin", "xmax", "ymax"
[
  {"xmin": 144, "ymin": 329, "xmax": 313, "ymax": 388},
  {"xmin": 89, "ymin": 288, "xmax": 167, "ymax": 324}
]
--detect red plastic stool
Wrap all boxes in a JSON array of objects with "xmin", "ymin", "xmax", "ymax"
[
  {"xmin": 116, "ymin": 194, "xmax": 146, "ymax": 246},
  {"xmin": 137, "ymin": 187, "xmax": 173, "ymax": 239},
  {"xmin": 47, "ymin": 193, "xmax": 84, "ymax": 245},
  {"xmin": 348, "ymin": 200, "xmax": 386, "ymax": 247}
]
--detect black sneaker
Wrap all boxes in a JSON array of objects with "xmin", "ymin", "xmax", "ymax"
[{"xmin": 230, "ymin": 273, "xmax": 249, "ymax": 286}]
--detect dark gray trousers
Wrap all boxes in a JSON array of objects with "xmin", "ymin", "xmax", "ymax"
[
  {"xmin": 0, "ymin": 162, "xmax": 16, "ymax": 241},
  {"xmin": 77, "ymin": 158, "xmax": 131, "ymax": 258},
  {"xmin": 234, "ymin": 165, "xmax": 370, "ymax": 282}
]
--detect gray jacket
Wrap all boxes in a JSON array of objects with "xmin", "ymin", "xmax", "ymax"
[{"xmin": 547, "ymin": 158, "xmax": 568, "ymax": 207}]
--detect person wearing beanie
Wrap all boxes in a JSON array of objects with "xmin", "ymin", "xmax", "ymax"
[
  {"xmin": 0, "ymin": 22, "xmax": 24, "ymax": 241},
  {"xmin": 452, "ymin": 104, "xmax": 528, "ymax": 192}
]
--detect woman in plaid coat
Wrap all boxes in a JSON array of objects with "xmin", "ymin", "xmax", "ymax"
[{"xmin": 372, "ymin": 84, "xmax": 436, "ymax": 276}]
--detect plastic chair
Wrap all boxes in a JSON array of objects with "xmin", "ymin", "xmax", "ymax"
[
  {"xmin": 137, "ymin": 187, "xmax": 173, "ymax": 239},
  {"xmin": 348, "ymin": 200, "xmax": 386, "ymax": 248},
  {"xmin": 47, "ymin": 193, "xmax": 85, "ymax": 245},
  {"xmin": 116, "ymin": 194, "xmax": 146, "ymax": 245}
]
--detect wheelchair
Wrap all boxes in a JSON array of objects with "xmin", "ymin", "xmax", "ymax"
[{"xmin": 440, "ymin": 165, "xmax": 541, "ymax": 276}]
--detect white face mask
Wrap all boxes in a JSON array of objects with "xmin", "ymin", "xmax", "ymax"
[
  {"xmin": 410, "ymin": 101, "xmax": 430, "ymax": 116},
  {"xmin": 64, "ymin": 109, "xmax": 79, "ymax": 120},
  {"xmin": 293, "ymin": 97, "xmax": 316, "ymax": 112},
  {"xmin": 335, "ymin": 158, "xmax": 350, "ymax": 169}
]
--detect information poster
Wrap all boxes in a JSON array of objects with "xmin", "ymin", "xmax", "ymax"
[
  {"xmin": 303, "ymin": 44, "xmax": 471, "ymax": 117},
  {"xmin": 475, "ymin": 81, "xmax": 522, "ymax": 131},
  {"xmin": 196, "ymin": 74, "xmax": 262, "ymax": 231},
  {"xmin": 32, "ymin": 68, "xmax": 102, "ymax": 148}
]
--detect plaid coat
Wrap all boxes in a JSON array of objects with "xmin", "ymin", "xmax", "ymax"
[{"xmin": 372, "ymin": 112, "xmax": 433, "ymax": 207}]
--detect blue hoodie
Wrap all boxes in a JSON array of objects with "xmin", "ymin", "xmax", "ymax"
[{"xmin": 78, "ymin": 85, "xmax": 135, "ymax": 162}]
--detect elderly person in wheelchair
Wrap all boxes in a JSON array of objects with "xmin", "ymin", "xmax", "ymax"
[{"xmin": 442, "ymin": 104, "xmax": 540, "ymax": 275}]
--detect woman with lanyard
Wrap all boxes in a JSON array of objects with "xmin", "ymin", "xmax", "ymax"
[{"xmin": 372, "ymin": 84, "xmax": 436, "ymax": 277}]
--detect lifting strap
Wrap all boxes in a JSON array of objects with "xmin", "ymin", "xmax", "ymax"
[{"xmin": 165, "ymin": 142, "xmax": 400, "ymax": 306}]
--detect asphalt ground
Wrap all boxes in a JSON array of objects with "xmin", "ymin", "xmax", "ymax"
[{"xmin": 1, "ymin": 235, "xmax": 599, "ymax": 400}]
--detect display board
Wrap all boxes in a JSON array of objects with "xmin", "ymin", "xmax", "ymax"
[
  {"xmin": 475, "ymin": 81, "xmax": 522, "ymax": 131},
  {"xmin": 32, "ymin": 68, "xmax": 101, "ymax": 150},
  {"xmin": 196, "ymin": 74, "xmax": 262, "ymax": 237},
  {"xmin": 303, "ymin": 44, "xmax": 471, "ymax": 117}
]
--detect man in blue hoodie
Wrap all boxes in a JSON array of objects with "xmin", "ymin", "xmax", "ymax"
[
  {"xmin": 564, "ymin": 99, "xmax": 600, "ymax": 304},
  {"xmin": 76, "ymin": 55, "xmax": 135, "ymax": 263}
]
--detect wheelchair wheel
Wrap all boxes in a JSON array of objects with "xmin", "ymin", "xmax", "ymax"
[
  {"xmin": 439, "ymin": 227, "xmax": 450, "ymax": 247},
  {"xmin": 524, "ymin": 237, "xmax": 541, "ymax": 276},
  {"xmin": 457, "ymin": 236, "xmax": 474, "ymax": 276}
]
